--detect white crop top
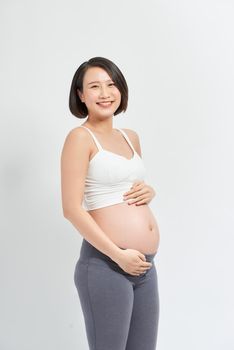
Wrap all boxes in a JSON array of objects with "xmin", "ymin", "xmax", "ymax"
[{"xmin": 78, "ymin": 126, "xmax": 147, "ymax": 211}]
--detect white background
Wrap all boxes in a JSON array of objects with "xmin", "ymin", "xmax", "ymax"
[{"xmin": 1, "ymin": 1, "xmax": 234, "ymax": 349}]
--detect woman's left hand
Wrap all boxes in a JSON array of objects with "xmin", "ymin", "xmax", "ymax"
[{"xmin": 123, "ymin": 180, "xmax": 156, "ymax": 206}]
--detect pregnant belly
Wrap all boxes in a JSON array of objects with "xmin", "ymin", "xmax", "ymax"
[{"xmin": 88, "ymin": 202, "xmax": 160, "ymax": 254}]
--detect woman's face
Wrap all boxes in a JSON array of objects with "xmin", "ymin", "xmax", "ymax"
[{"xmin": 78, "ymin": 66, "xmax": 121, "ymax": 119}]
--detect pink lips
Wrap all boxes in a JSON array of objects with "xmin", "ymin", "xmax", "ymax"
[{"xmin": 97, "ymin": 101, "xmax": 113, "ymax": 107}]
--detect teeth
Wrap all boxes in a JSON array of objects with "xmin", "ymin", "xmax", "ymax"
[{"xmin": 98, "ymin": 102, "xmax": 112, "ymax": 105}]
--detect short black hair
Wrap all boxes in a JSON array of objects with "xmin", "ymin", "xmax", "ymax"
[{"xmin": 69, "ymin": 57, "xmax": 128, "ymax": 119}]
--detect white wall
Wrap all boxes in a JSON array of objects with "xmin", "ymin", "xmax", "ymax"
[{"xmin": 1, "ymin": 1, "xmax": 234, "ymax": 349}]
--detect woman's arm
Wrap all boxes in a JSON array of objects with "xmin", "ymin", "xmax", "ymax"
[{"xmin": 60, "ymin": 127, "xmax": 123, "ymax": 262}]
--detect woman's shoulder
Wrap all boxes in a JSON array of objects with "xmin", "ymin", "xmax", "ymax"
[
  {"xmin": 121, "ymin": 128, "xmax": 140, "ymax": 141},
  {"xmin": 121, "ymin": 128, "xmax": 142, "ymax": 156},
  {"xmin": 64, "ymin": 126, "xmax": 93, "ymax": 139},
  {"xmin": 62, "ymin": 126, "xmax": 94, "ymax": 150}
]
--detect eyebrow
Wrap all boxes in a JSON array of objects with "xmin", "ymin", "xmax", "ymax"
[{"xmin": 87, "ymin": 79, "xmax": 113, "ymax": 85}]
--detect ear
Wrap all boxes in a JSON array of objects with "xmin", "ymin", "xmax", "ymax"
[{"xmin": 77, "ymin": 89, "xmax": 84, "ymax": 102}]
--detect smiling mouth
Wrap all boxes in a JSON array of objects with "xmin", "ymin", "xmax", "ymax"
[{"xmin": 96, "ymin": 101, "xmax": 113, "ymax": 107}]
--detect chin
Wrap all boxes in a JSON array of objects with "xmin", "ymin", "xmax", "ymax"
[{"xmin": 94, "ymin": 108, "xmax": 118, "ymax": 118}]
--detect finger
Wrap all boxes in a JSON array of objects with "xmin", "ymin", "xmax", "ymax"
[
  {"xmin": 128, "ymin": 195, "xmax": 148, "ymax": 204},
  {"xmin": 130, "ymin": 182, "xmax": 145, "ymax": 191},
  {"xmin": 124, "ymin": 183, "xmax": 140, "ymax": 195},
  {"xmin": 135, "ymin": 268, "xmax": 148, "ymax": 275},
  {"xmin": 143, "ymin": 262, "xmax": 152, "ymax": 267},
  {"xmin": 125, "ymin": 184, "xmax": 149, "ymax": 197},
  {"xmin": 135, "ymin": 199, "xmax": 150, "ymax": 205},
  {"xmin": 132, "ymin": 181, "xmax": 146, "ymax": 188},
  {"xmin": 138, "ymin": 254, "xmax": 146, "ymax": 262},
  {"xmin": 124, "ymin": 190, "xmax": 146, "ymax": 200},
  {"xmin": 132, "ymin": 180, "xmax": 144, "ymax": 187},
  {"xmin": 134, "ymin": 195, "xmax": 150, "ymax": 203},
  {"xmin": 139, "ymin": 266, "xmax": 151, "ymax": 272},
  {"xmin": 124, "ymin": 188, "xmax": 145, "ymax": 197},
  {"xmin": 124, "ymin": 191, "xmax": 149, "ymax": 201}
]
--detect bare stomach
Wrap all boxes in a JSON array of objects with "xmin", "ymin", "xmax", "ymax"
[{"xmin": 88, "ymin": 202, "xmax": 160, "ymax": 255}]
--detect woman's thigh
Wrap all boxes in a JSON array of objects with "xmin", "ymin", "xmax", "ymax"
[
  {"xmin": 126, "ymin": 263, "xmax": 160, "ymax": 350},
  {"xmin": 74, "ymin": 258, "xmax": 134, "ymax": 350}
]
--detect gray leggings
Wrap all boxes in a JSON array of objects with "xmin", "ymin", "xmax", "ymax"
[{"xmin": 74, "ymin": 239, "xmax": 160, "ymax": 350}]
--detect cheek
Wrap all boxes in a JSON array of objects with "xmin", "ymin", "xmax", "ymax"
[
  {"xmin": 86, "ymin": 91, "xmax": 99, "ymax": 103},
  {"xmin": 114, "ymin": 89, "xmax": 121, "ymax": 101}
]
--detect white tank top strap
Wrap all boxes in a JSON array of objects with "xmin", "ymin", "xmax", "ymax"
[
  {"xmin": 78, "ymin": 126, "xmax": 103, "ymax": 151},
  {"xmin": 116, "ymin": 128, "xmax": 136, "ymax": 153}
]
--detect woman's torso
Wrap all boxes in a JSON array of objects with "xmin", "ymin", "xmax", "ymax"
[
  {"xmin": 88, "ymin": 202, "xmax": 160, "ymax": 254},
  {"xmin": 80, "ymin": 124, "xmax": 160, "ymax": 255}
]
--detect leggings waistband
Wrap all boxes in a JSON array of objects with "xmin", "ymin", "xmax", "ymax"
[{"xmin": 79, "ymin": 239, "xmax": 157, "ymax": 264}]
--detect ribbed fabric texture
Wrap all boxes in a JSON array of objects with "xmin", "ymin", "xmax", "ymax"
[{"xmin": 78, "ymin": 126, "xmax": 147, "ymax": 211}]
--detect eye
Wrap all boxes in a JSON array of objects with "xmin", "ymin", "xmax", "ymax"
[
  {"xmin": 91, "ymin": 85, "xmax": 98, "ymax": 88},
  {"xmin": 109, "ymin": 83, "xmax": 115, "ymax": 86}
]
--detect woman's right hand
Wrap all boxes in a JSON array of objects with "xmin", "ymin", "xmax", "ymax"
[{"xmin": 113, "ymin": 248, "xmax": 152, "ymax": 276}]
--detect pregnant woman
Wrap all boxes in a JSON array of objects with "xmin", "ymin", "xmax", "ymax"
[{"xmin": 61, "ymin": 57, "xmax": 160, "ymax": 350}]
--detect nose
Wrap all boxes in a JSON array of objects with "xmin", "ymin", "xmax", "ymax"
[{"xmin": 99, "ymin": 85, "xmax": 110, "ymax": 98}]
